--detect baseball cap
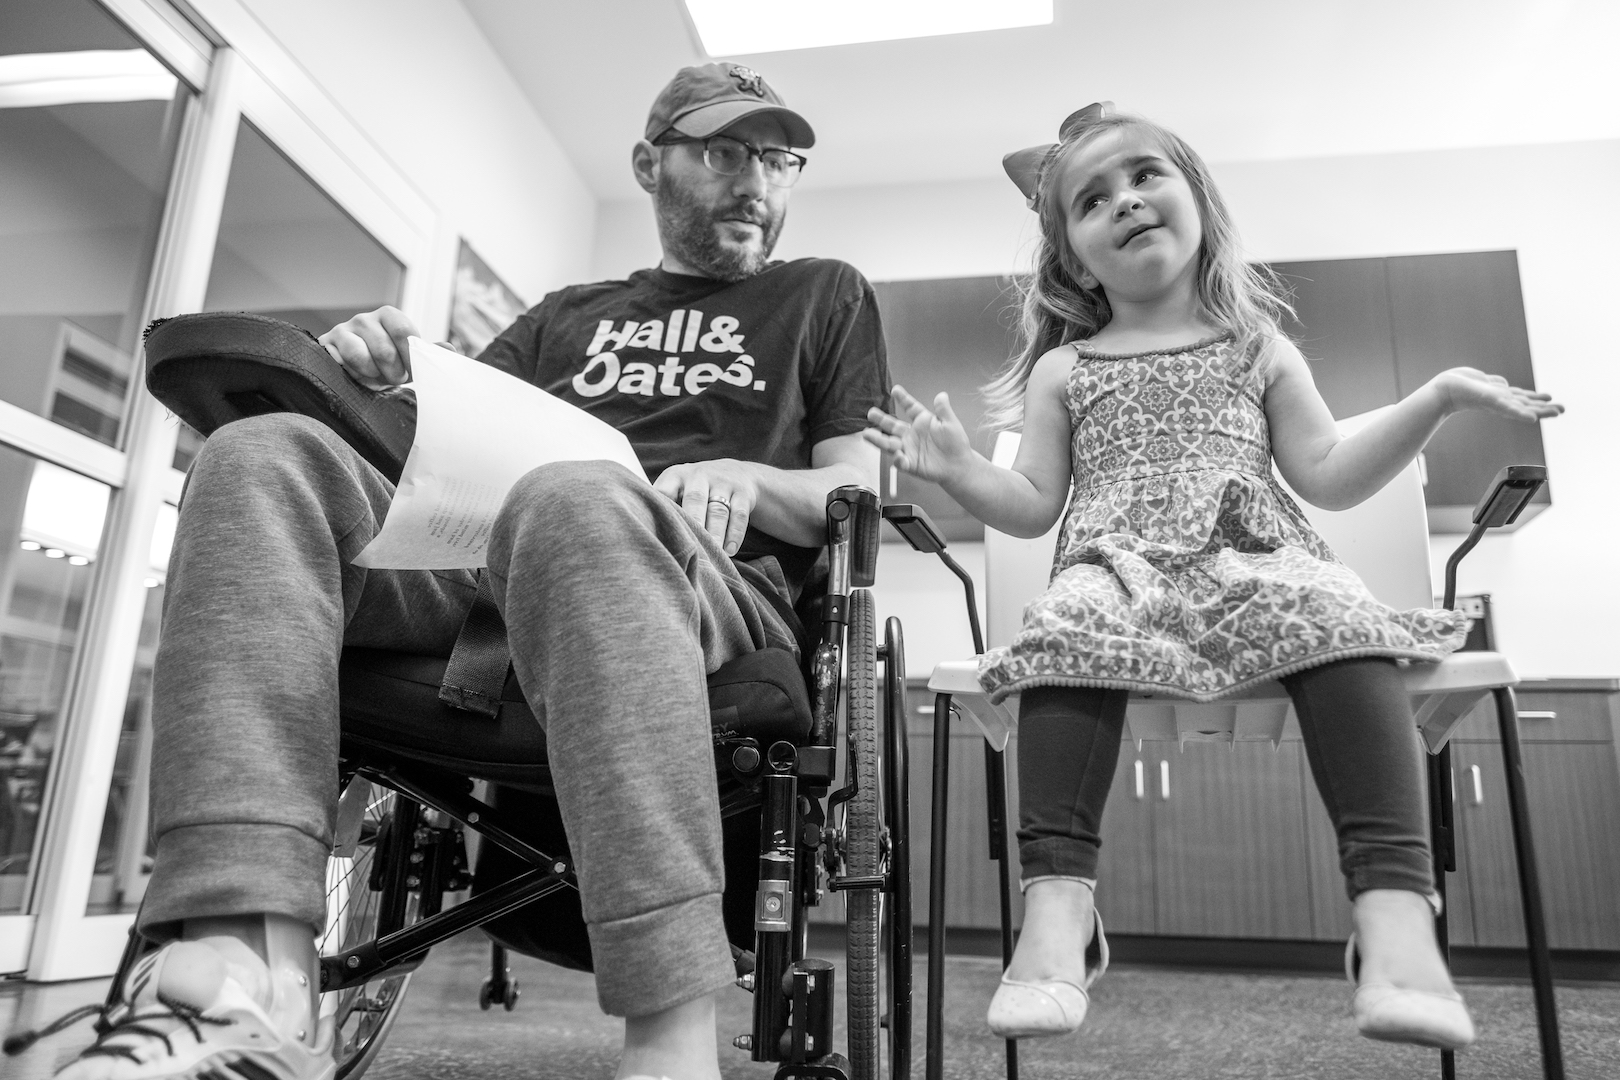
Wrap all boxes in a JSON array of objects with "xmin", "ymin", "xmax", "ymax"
[{"xmin": 646, "ymin": 63, "xmax": 815, "ymax": 148}]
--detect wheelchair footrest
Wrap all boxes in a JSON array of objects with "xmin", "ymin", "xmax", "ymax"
[{"xmin": 780, "ymin": 959, "xmax": 835, "ymax": 1063}]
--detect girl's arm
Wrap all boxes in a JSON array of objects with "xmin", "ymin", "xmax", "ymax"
[
  {"xmin": 865, "ymin": 346, "xmax": 1075, "ymax": 537},
  {"xmin": 1265, "ymin": 337, "xmax": 1562, "ymax": 511}
]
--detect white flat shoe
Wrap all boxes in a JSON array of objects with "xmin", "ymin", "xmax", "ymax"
[
  {"xmin": 1346, "ymin": 934, "xmax": 1476, "ymax": 1050},
  {"xmin": 987, "ymin": 910, "xmax": 1108, "ymax": 1039}
]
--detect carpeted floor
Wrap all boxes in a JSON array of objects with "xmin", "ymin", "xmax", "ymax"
[
  {"xmin": 360, "ymin": 932, "xmax": 1620, "ymax": 1080},
  {"xmin": 5, "ymin": 929, "xmax": 1617, "ymax": 1078}
]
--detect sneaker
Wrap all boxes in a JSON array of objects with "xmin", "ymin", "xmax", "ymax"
[{"xmin": 23, "ymin": 939, "xmax": 334, "ymax": 1080}]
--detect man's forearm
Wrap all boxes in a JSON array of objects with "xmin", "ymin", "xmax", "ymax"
[{"xmin": 748, "ymin": 459, "xmax": 877, "ymax": 547}]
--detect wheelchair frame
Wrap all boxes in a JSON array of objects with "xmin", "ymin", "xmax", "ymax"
[{"xmin": 102, "ymin": 486, "xmax": 912, "ymax": 1080}]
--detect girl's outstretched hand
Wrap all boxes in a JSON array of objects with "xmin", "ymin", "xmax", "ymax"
[
  {"xmin": 1435, "ymin": 367, "xmax": 1564, "ymax": 422},
  {"xmin": 864, "ymin": 386, "xmax": 975, "ymax": 484}
]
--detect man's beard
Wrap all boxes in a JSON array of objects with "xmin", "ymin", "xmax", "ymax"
[{"xmin": 655, "ymin": 172, "xmax": 783, "ymax": 282}]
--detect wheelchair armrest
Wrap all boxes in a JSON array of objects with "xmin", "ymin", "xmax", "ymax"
[{"xmin": 827, "ymin": 485, "xmax": 880, "ymax": 589}]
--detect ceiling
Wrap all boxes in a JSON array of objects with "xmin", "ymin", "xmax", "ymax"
[{"xmin": 462, "ymin": 0, "xmax": 1620, "ymax": 203}]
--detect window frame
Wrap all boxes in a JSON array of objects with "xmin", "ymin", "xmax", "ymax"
[{"xmin": 1, "ymin": 0, "xmax": 438, "ymax": 980}]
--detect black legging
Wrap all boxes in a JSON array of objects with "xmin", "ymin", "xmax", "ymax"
[{"xmin": 1016, "ymin": 657, "xmax": 1433, "ymax": 899}]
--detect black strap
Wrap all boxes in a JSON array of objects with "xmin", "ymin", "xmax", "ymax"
[{"xmin": 438, "ymin": 569, "xmax": 512, "ymax": 718}]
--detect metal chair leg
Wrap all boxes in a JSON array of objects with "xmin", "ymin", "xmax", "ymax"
[
  {"xmin": 925, "ymin": 693, "xmax": 952, "ymax": 1080},
  {"xmin": 983, "ymin": 742, "xmax": 1019, "ymax": 1080},
  {"xmin": 1428, "ymin": 745, "xmax": 1457, "ymax": 1080},
  {"xmin": 1493, "ymin": 686, "xmax": 1564, "ymax": 1080}
]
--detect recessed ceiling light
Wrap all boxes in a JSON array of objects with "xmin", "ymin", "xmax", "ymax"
[{"xmin": 684, "ymin": 0, "xmax": 1052, "ymax": 56}]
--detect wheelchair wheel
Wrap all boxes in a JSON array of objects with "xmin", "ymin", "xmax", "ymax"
[
  {"xmin": 842, "ymin": 588, "xmax": 886, "ymax": 1080},
  {"xmin": 321, "ymin": 778, "xmax": 419, "ymax": 1079}
]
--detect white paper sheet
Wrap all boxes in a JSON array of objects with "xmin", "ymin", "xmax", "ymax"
[{"xmin": 353, "ymin": 339, "xmax": 644, "ymax": 570}]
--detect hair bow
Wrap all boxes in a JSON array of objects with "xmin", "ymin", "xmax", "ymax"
[{"xmin": 1002, "ymin": 101, "xmax": 1115, "ymax": 209}]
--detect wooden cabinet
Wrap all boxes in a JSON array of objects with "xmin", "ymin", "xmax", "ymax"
[
  {"xmin": 1097, "ymin": 744, "xmax": 1314, "ymax": 938},
  {"xmin": 1093, "ymin": 751, "xmax": 1153, "ymax": 933},
  {"xmin": 1152, "ymin": 743, "xmax": 1315, "ymax": 938},
  {"xmin": 1271, "ymin": 250, "xmax": 1550, "ymax": 531},
  {"xmin": 908, "ymin": 679, "xmax": 1620, "ymax": 950},
  {"xmin": 902, "ymin": 692, "xmax": 1026, "ymax": 931},
  {"xmin": 1447, "ymin": 685, "xmax": 1620, "ymax": 950}
]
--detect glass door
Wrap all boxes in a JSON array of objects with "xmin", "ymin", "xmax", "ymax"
[
  {"xmin": 0, "ymin": 0, "xmax": 196, "ymax": 974},
  {"xmin": 12, "ymin": 0, "xmax": 435, "ymax": 982},
  {"xmin": 87, "ymin": 118, "xmax": 404, "ymax": 917}
]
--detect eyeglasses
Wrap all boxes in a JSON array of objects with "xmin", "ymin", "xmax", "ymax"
[{"xmin": 658, "ymin": 134, "xmax": 807, "ymax": 188}]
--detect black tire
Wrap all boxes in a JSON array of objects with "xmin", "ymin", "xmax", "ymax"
[
  {"xmin": 843, "ymin": 589, "xmax": 883, "ymax": 1080},
  {"xmin": 323, "ymin": 779, "xmax": 417, "ymax": 1079}
]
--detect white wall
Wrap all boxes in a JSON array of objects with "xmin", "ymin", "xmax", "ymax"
[
  {"xmin": 595, "ymin": 141, "xmax": 1620, "ymax": 678},
  {"xmin": 1221, "ymin": 141, "xmax": 1620, "ymax": 679},
  {"xmin": 209, "ymin": 0, "xmax": 596, "ymax": 324}
]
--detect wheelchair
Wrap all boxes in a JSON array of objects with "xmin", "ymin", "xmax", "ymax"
[{"xmin": 98, "ymin": 314, "xmax": 916, "ymax": 1080}]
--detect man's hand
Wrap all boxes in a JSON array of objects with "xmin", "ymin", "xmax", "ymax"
[
  {"xmin": 319, "ymin": 306, "xmax": 419, "ymax": 389},
  {"xmin": 654, "ymin": 459, "xmax": 762, "ymax": 556}
]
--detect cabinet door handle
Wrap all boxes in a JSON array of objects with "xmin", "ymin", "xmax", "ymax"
[
  {"xmin": 1470, "ymin": 764, "xmax": 1483, "ymax": 805},
  {"xmin": 1517, "ymin": 711, "xmax": 1556, "ymax": 720},
  {"xmin": 1134, "ymin": 759, "xmax": 1144, "ymax": 799},
  {"xmin": 1159, "ymin": 759, "xmax": 1170, "ymax": 801}
]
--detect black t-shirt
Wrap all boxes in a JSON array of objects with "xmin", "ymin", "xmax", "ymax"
[{"xmin": 476, "ymin": 257, "xmax": 890, "ymax": 600}]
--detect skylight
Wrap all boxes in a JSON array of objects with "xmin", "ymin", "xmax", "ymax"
[{"xmin": 683, "ymin": 0, "xmax": 1053, "ymax": 56}]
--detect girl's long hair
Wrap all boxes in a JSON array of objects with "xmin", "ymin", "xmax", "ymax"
[{"xmin": 983, "ymin": 113, "xmax": 1294, "ymax": 430}]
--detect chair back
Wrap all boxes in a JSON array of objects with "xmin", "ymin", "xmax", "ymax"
[{"xmin": 984, "ymin": 409, "xmax": 1434, "ymax": 648}]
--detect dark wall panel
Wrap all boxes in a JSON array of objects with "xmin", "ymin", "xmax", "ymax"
[
  {"xmin": 872, "ymin": 277, "xmax": 1019, "ymax": 541},
  {"xmin": 1271, "ymin": 258, "xmax": 1400, "ymax": 417},
  {"xmin": 1384, "ymin": 251, "xmax": 1547, "ymax": 521}
]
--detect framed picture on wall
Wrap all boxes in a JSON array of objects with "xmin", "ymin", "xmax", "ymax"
[{"xmin": 447, "ymin": 239, "xmax": 527, "ymax": 357}]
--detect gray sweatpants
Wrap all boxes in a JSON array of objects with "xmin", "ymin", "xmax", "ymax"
[{"xmin": 143, "ymin": 412, "xmax": 793, "ymax": 1017}]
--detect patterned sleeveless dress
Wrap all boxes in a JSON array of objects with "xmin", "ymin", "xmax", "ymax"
[{"xmin": 977, "ymin": 334, "xmax": 1468, "ymax": 704}]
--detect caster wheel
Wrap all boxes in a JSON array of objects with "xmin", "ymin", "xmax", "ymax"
[
  {"xmin": 503, "ymin": 980, "xmax": 521, "ymax": 1012},
  {"xmin": 479, "ymin": 980, "xmax": 495, "ymax": 1010}
]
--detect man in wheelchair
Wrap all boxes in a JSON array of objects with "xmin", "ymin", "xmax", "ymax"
[{"xmin": 52, "ymin": 64, "xmax": 890, "ymax": 1080}]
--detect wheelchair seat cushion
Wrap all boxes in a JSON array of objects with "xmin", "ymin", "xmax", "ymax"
[{"xmin": 338, "ymin": 644, "xmax": 812, "ymax": 786}]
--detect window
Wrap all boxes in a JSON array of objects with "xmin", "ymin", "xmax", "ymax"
[
  {"xmin": 0, "ymin": 1, "xmax": 190, "ymax": 449},
  {"xmin": 0, "ymin": 448, "xmax": 113, "ymax": 913}
]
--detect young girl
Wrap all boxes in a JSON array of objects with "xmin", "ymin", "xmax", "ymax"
[{"xmin": 864, "ymin": 104, "xmax": 1561, "ymax": 1050}]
